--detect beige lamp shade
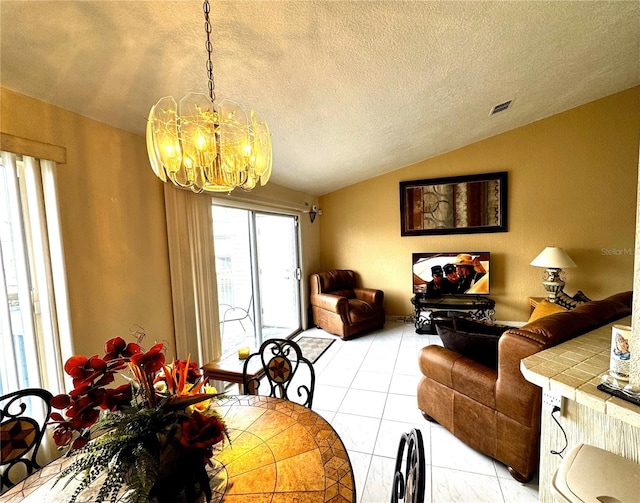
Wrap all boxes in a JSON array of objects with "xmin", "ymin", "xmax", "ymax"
[
  {"xmin": 530, "ymin": 247, "xmax": 577, "ymax": 269},
  {"xmin": 530, "ymin": 247, "xmax": 577, "ymax": 302}
]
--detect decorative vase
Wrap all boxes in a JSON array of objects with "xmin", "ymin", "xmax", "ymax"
[{"xmin": 146, "ymin": 438, "xmax": 212, "ymax": 503}]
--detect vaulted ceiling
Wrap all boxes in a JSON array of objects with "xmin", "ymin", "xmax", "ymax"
[{"xmin": 1, "ymin": 1, "xmax": 638, "ymax": 195}]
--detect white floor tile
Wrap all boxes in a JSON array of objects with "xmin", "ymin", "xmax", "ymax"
[
  {"xmin": 346, "ymin": 450, "xmax": 371, "ymax": 499},
  {"xmin": 397, "ymin": 343, "xmax": 424, "ymax": 359},
  {"xmin": 368, "ymin": 337, "xmax": 401, "ymax": 356},
  {"xmin": 373, "ymin": 420, "xmax": 430, "ymax": 462},
  {"xmin": 328, "ymin": 346, "xmax": 368, "ymax": 367},
  {"xmin": 312, "ymin": 384, "xmax": 348, "ymax": 411},
  {"xmin": 341, "ymin": 337, "xmax": 374, "ymax": 352},
  {"xmin": 431, "ymin": 427, "xmax": 496, "ymax": 476},
  {"xmin": 400, "ymin": 332, "xmax": 431, "ymax": 349},
  {"xmin": 499, "ymin": 477, "xmax": 539, "ymax": 503},
  {"xmin": 351, "ymin": 370, "xmax": 392, "ymax": 393},
  {"xmin": 360, "ymin": 455, "xmax": 396, "ymax": 503},
  {"xmin": 493, "ymin": 460, "xmax": 512, "ymax": 479},
  {"xmin": 339, "ymin": 388, "xmax": 388, "ymax": 418},
  {"xmin": 382, "ymin": 393, "xmax": 425, "ymax": 423},
  {"xmin": 359, "ymin": 354, "xmax": 396, "ymax": 373},
  {"xmin": 388, "ymin": 373, "xmax": 420, "ymax": 395},
  {"xmin": 331, "ymin": 412, "xmax": 381, "ymax": 454},
  {"xmin": 317, "ymin": 366, "xmax": 358, "ymax": 387},
  {"xmin": 432, "ymin": 466, "xmax": 504, "ymax": 503}
]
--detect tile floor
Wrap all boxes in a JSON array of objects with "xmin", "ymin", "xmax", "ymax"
[{"xmin": 296, "ymin": 320, "xmax": 540, "ymax": 503}]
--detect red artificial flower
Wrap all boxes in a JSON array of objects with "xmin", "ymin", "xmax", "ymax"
[
  {"xmin": 66, "ymin": 402, "xmax": 101, "ymax": 428},
  {"xmin": 50, "ymin": 393, "xmax": 71, "ymax": 410},
  {"xmin": 64, "ymin": 356, "xmax": 89, "ymax": 378},
  {"xmin": 104, "ymin": 337, "xmax": 142, "ymax": 361},
  {"xmin": 50, "ymin": 333, "xmax": 223, "ymax": 456},
  {"xmin": 102, "ymin": 384, "xmax": 133, "ymax": 411},
  {"xmin": 52, "ymin": 424, "xmax": 73, "ymax": 447},
  {"xmin": 179, "ymin": 411, "xmax": 226, "ymax": 451},
  {"xmin": 130, "ymin": 343, "xmax": 166, "ymax": 375},
  {"xmin": 65, "ymin": 355, "xmax": 111, "ymax": 388}
]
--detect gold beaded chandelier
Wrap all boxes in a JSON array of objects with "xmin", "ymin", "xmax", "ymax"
[{"xmin": 146, "ymin": 0, "xmax": 272, "ymax": 193}]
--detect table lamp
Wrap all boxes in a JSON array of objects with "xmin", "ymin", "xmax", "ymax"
[{"xmin": 530, "ymin": 246, "xmax": 577, "ymax": 302}]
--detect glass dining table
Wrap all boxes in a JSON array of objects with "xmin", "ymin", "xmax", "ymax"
[{"xmin": 0, "ymin": 395, "xmax": 355, "ymax": 503}]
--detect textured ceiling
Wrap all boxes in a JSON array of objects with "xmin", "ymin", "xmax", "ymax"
[{"xmin": 1, "ymin": 1, "xmax": 639, "ymax": 195}]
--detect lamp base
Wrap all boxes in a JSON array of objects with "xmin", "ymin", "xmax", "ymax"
[{"xmin": 542, "ymin": 268, "xmax": 565, "ymax": 302}]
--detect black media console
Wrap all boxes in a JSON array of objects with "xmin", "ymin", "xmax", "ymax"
[{"xmin": 411, "ymin": 295, "xmax": 496, "ymax": 334}]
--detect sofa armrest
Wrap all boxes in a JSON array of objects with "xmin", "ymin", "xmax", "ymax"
[
  {"xmin": 419, "ymin": 345, "xmax": 497, "ymax": 408},
  {"xmin": 495, "ymin": 332, "xmax": 543, "ymax": 425},
  {"xmin": 310, "ymin": 292, "xmax": 348, "ymax": 313},
  {"xmin": 354, "ymin": 288, "xmax": 383, "ymax": 305}
]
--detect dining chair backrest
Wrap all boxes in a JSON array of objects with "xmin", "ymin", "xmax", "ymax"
[
  {"xmin": 0, "ymin": 388, "xmax": 53, "ymax": 493},
  {"xmin": 242, "ymin": 338, "xmax": 316, "ymax": 409},
  {"xmin": 391, "ymin": 428, "xmax": 425, "ymax": 503}
]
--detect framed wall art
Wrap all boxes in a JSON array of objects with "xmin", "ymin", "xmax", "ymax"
[{"xmin": 399, "ymin": 171, "xmax": 508, "ymax": 236}]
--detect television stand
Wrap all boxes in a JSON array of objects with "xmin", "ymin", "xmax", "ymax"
[{"xmin": 411, "ymin": 295, "xmax": 496, "ymax": 334}]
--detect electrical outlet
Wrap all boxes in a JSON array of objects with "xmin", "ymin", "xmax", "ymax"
[{"xmin": 542, "ymin": 391, "xmax": 561, "ymax": 412}]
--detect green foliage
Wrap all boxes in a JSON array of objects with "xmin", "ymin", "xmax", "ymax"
[{"xmin": 56, "ymin": 405, "xmax": 188, "ymax": 503}]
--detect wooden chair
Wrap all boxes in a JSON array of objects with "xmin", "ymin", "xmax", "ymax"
[
  {"xmin": 391, "ymin": 428, "xmax": 426, "ymax": 503},
  {"xmin": 242, "ymin": 339, "xmax": 315, "ymax": 408},
  {"xmin": 1, "ymin": 388, "xmax": 53, "ymax": 493}
]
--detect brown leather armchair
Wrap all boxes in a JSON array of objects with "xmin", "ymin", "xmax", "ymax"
[
  {"xmin": 417, "ymin": 292, "xmax": 632, "ymax": 483},
  {"xmin": 310, "ymin": 270, "xmax": 385, "ymax": 340}
]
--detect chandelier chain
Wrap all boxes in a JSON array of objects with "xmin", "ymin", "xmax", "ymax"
[{"xmin": 203, "ymin": 0, "xmax": 216, "ymax": 104}]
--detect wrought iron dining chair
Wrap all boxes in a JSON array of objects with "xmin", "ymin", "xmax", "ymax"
[
  {"xmin": 391, "ymin": 428, "xmax": 425, "ymax": 503},
  {"xmin": 0, "ymin": 388, "xmax": 53, "ymax": 493},
  {"xmin": 242, "ymin": 338, "xmax": 315, "ymax": 409}
]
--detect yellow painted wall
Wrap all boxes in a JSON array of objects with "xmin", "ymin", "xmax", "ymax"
[
  {"xmin": 1, "ymin": 88, "xmax": 175, "ymax": 358},
  {"xmin": 0, "ymin": 88, "xmax": 322, "ymax": 360},
  {"xmin": 2, "ymin": 85, "xmax": 637, "ymax": 353},
  {"xmin": 319, "ymin": 87, "xmax": 640, "ymax": 322}
]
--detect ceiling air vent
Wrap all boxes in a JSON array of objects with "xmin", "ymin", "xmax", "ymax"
[{"xmin": 489, "ymin": 99, "xmax": 513, "ymax": 116}]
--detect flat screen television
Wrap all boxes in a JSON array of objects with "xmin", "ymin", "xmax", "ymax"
[{"xmin": 412, "ymin": 251, "xmax": 490, "ymax": 296}]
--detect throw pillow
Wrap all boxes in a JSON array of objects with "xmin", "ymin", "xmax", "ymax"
[
  {"xmin": 573, "ymin": 290, "xmax": 592, "ymax": 303},
  {"xmin": 453, "ymin": 317, "xmax": 512, "ymax": 337},
  {"xmin": 554, "ymin": 290, "xmax": 591, "ymax": 310},
  {"xmin": 436, "ymin": 324, "xmax": 501, "ymax": 370},
  {"xmin": 528, "ymin": 299, "xmax": 568, "ymax": 323}
]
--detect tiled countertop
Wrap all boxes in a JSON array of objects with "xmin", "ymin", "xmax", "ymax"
[{"xmin": 520, "ymin": 315, "xmax": 640, "ymax": 428}]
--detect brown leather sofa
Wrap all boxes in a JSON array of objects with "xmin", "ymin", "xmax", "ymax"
[
  {"xmin": 417, "ymin": 292, "xmax": 632, "ymax": 483},
  {"xmin": 310, "ymin": 270, "xmax": 385, "ymax": 340}
]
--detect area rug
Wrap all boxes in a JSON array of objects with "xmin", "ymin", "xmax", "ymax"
[{"xmin": 296, "ymin": 336, "xmax": 336, "ymax": 363}]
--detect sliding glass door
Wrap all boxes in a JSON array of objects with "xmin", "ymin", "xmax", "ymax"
[{"xmin": 212, "ymin": 205, "xmax": 301, "ymax": 356}]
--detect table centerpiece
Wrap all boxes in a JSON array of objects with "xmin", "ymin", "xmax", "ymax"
[{"xmin": 49, "ymin": 334, "xmax": 227, "ymax": 503}]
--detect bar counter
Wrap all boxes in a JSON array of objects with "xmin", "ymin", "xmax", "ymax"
[{"xmin": 520, "ymin": 316, "xmax": 640, "ymax": 502}]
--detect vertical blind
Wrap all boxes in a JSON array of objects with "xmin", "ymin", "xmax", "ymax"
[{"xmin": 0, "ymin": 151, "xmax": 71, "ymax": 397}]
